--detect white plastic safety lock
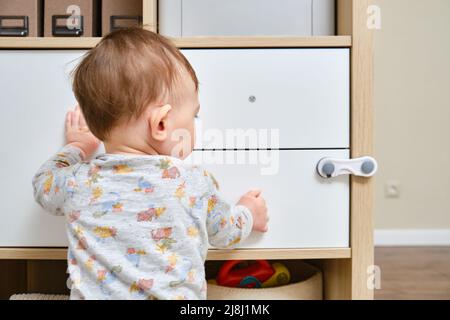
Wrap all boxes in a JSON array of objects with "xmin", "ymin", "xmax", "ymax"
[{"xmin": 317, "ymin": 156, "xmax": 378, "ymax": 178}]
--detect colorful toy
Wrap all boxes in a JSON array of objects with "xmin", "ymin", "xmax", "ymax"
[
  {"xmin": 217, "ymin": 260, "xmax": 274, "ymax": 288},
  {"xmin": 261, "ymin": 262, "xmax": 291, "ymax": 288},
  {"xmin": 213, "ymin": 260, "xmax": 291, "ymax": 289}
]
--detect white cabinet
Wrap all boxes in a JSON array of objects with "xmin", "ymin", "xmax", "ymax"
[
  {"xmin": 0, "ymin": 51, "xmax": 86, "ymax": 246},
  {"xmin": 0, "ymin": 49, "xmax": 349, "ymax": 249},
  {"xmin": 184, "ymin": 48, "xmax": 350, "ymax": 248},
  {"xmin": 188, "ymin": 150, "xmax": 350, "ymax": 248},
  {"xmin": 182, "ymin": 49, "xmax": 350, "ymax": 149},
  {"xmin": 159, "ymin": 0, "xmax": 335, "ymax": 36}
]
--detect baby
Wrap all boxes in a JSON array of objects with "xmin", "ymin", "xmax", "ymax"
[{"xmin": 32, "ymin": 28, "xmax": 268, "ymax": 300}]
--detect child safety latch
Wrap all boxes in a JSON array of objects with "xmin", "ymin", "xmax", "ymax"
[{"xmin": 317, "ymin": 156, "xmax": 378, "ymax": 178}]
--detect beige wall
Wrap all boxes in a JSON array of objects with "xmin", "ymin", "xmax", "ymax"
[{"xmin": 374, "ymin": 0, "xmax": 450, "ymax": 229}]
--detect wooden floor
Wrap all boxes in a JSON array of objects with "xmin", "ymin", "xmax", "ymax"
[{"xmin": 375, "ymin": 247, "xmax": 450, "ymax": 300}]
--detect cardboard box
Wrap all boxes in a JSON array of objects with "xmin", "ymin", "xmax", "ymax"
[
  {"xmin": 44, "ymin": 0, "xmax": 96, "ymax": 37},
  {"xmin": 102, "ymin": 0, "xmax": 142, "ymax": 36},
  {"xmin": 0, "ymin": 0, "xmax": 42, "ymax": 37}
]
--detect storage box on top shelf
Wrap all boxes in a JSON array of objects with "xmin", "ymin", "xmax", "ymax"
[
  {"xmin": 44, "ymin": 0, "xmax": 97, "ymax": 37},
  {"xmin": 102, "ymin": 0, "xmax": 142, "ymax": 36},
  {"xmin": 0, "ymin": 0, "xmax": 42, "ymax": 37}
]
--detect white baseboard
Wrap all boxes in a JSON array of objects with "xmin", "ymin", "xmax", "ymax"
[{"xmin": 375, "ymin": 229, "xmax": 450, "ymax": 246}]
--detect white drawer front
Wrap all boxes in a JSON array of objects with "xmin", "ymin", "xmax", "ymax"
[
  {"xmin": 0, "ymin": 51, "xmax": 87, "ymax": 246},
  {"xmin": 182, "ymin": 49, "xmax": 350, "ymax": 149},
  {"xmin": 188, "ymin": 149, "xmax": 349, "ymax": 248}
]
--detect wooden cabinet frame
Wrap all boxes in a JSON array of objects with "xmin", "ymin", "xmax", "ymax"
[{"xmin": 0, "ymin": 0, "xmax": 374, "ymax": 300}]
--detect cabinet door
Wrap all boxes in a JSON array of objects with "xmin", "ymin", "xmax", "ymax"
[
  {"xmin": 0, "ymin": 51, "xmax": 87, "ymax": 246},
  {"xmin": 188, "ymin": 149, "xmax": 349, "ymax": 248},
  {"xmin": 182, "ymin": 48, "xmax": 349, "ymax": 149}
]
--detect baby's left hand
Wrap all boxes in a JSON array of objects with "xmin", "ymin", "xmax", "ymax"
[{"xmin": 66, "ymin": 105, "xmax": 100, "ymax": 160}]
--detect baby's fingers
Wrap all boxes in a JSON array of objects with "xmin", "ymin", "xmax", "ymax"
[
  {"xmin": 261, "ymin": 224, "xmax": 269, "ymax": 232},
  {"xmin": 66, "ymin": 111, "xmax": 73, "ymax": 129},
  {"xmin": 77, "ymin": 105, "xmax": 88, "ymax": 129},
  {"xmin": 246, "ymin": 190, "xmax": 262, "ymax": 198},
  {"xmin": 72, "ymin": 106, "xmax": 80, "ymax": 129}
]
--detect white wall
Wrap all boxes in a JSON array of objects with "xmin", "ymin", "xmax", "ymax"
[{"xmin": 373, "ymin": 0, "xmax": 450, "ymax": 242}]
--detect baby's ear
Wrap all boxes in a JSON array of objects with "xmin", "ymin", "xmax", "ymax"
[{"xmin": 148, "ymin": 104, "xmax": 172, "ymax": 141}]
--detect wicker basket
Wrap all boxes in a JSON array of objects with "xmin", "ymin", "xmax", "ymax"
[{"xmin": 207, "ymin": 261, "xmax": 323, "ymax": 300}]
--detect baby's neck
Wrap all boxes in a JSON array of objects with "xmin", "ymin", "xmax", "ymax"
[{"xmin": 104, "ymin": 141, "xmax": 159, "ymax": 156}]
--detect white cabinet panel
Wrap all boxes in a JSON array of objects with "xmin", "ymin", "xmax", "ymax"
[
  {"xmin": 0, "ymin": 51, "xmax": 87, "ymax": 246},
  {"xmin": 313, "ymin": 0, "xmax": 336, "ymax": 35},
  {"xmin": 182, "ymin": 49, "xmax": 350, "ymax": 149},
  {"xmin": 188, "ymin": 149, "xmax": 350, "ymax": 248},
  {"xmin": 0, "ymin": 50, "xmax": 349, "ymax": 249},
  {"xmin": 182, "ymin": 0, "xmax": 311, "ymax": 37},
  {"xmin": 159, "ymin": 0, "xmax": 336, "ymax": 36}
]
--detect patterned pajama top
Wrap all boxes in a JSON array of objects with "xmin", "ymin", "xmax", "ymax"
[{"xmin": 32, "ymin": 146, "xmax": 253, "ymax": 300}]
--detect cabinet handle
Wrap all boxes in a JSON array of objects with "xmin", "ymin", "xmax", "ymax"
[
  {"xmin": 0, "ymin": 16, "xmax": 29, "ymax": 36},
  {"xmin": 52, "ymin": 15, "xmax": 84, "ymax": 37},
  {"xmin": 317, "ymin": 156, "xmax": 378, "ymax": 178},
  {"xmin": 110, "ymin": 15, "xmax": 143, "ymax": 32}
]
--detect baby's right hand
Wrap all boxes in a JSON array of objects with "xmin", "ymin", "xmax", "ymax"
[
  {"xmin": 237, "ymin": 190, "xmax": 269, "ymax": 232},
  {"xmin": 66, "ymin": 105, "xmax": 100, "ymax": 160}
]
